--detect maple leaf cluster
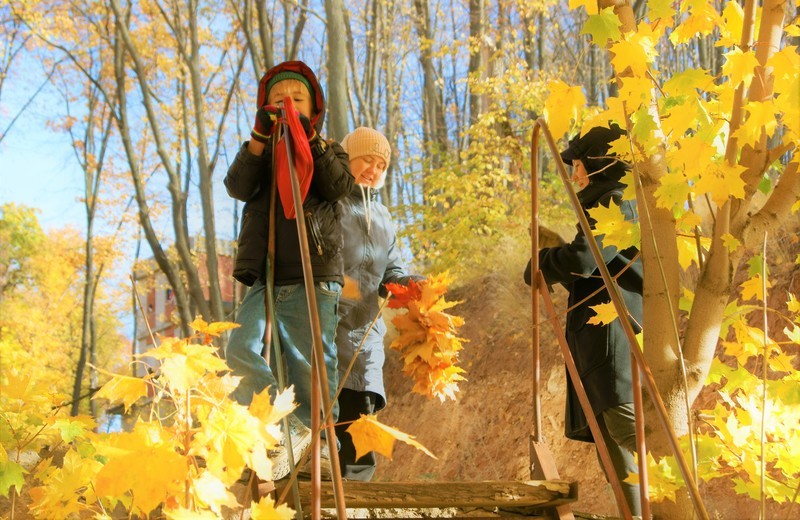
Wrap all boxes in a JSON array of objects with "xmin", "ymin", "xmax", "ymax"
[
  {"xmin": 385, "ymin": 274, "xmax": 467, "ymax": 401},
  {"xmin": 2, "ymin": 320, "xmax": 296, "ymax": 520}
]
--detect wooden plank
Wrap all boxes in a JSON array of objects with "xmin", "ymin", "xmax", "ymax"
[
  {"xmin": 283, "ymin": 480, "xmax": 577, "ymax": 509},
  {"xmin": 531, "ymin": 438, "xmax": 576, "ymax": 519}
]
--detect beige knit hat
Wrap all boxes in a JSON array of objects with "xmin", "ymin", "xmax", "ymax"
[{"xmin": 341, "ymin": 127, "xmax": 391, "ymax": 168}]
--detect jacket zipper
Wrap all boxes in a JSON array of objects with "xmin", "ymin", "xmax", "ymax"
[{"xmin": 305, "ymin": 211, "xmax": 324, "ymax": 256}]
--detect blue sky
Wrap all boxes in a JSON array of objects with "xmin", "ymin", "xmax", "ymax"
[{"xmin": 0, "ymin": 126, "xmax": 87, "ymax": 231}]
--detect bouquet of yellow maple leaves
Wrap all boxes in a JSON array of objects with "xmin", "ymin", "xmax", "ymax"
[{"xmin": 384, "ymin": 273, "xmax": 467, "ymax": 401}]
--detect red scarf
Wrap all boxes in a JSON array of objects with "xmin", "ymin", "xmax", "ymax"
[{"xmin": 275, "ymin": 97, "xmax": 314, "ymax": 219}]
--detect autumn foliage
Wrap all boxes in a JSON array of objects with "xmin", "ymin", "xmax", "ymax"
[
  {"xmin": 385, "ymin": 274, "xmax": 467, "ymax": 402},
  {"xmin": 1, "ymin": 320, "xmax": 297, "ymax": 519},
  {"xmin": 1, "ymin": 317, "xmax": 442, "ymax": 518}
]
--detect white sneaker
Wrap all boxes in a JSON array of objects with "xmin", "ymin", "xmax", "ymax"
[{"xmin": 268, "ymin": 414, "xmax": 312, "ymax": 480}]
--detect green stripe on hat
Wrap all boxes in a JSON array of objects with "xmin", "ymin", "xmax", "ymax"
[{"xmin": 266, "ymin": 71, "xmax": 315, "ymax": 107}]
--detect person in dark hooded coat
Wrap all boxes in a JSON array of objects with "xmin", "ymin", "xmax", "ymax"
[
  {"xmin": 223, "ymin": 60, "xmax": 353, "ymax": 480},
  {"xmin": 524, "ymin": 123, "xmax": 643, "ymax": 515}
]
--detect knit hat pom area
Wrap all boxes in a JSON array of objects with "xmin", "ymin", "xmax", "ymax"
[{"xmin": 341, "ymin": 127, "xmax": 392, "ymax": 167}]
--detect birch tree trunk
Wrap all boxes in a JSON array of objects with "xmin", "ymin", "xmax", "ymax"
[{"xmin": 600, "ymin": 0, "xmax": 797, "ymax": 454}]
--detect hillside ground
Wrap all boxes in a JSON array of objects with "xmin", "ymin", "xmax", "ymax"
[{"xmin": 373, "ymin": 232, "xmax": 799, "ymax": 519}]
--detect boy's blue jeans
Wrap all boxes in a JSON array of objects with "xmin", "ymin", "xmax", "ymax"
[{"xmin": 225, "ymin": 279, "xmax": 341, "ymax": 428}]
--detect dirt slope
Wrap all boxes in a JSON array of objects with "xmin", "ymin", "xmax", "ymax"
[{"xmin": 373, "ymin": 239, "xmax": 798, "ymax": 519}]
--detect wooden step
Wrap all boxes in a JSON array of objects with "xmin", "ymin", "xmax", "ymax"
[{"xmin": 280, "ymin": 479, "xmax": 577, "ymax": 510}]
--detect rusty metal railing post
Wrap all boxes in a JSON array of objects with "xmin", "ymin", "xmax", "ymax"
[{"xmin": 282, "ymin": 111, "xmax": 347, "ymax": 520}]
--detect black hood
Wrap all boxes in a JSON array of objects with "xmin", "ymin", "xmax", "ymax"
[{"xmin": 561, "ymin": 123, "xmax": 627, "ymax": 183}]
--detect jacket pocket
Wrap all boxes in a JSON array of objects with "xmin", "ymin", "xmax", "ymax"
[
  {"xmin": 304, "ymin": 201, "xmax": 343, "ymax": 263},
  {"xmin": 305, "ymin": 211, "xmax": 325, "ymax": 257},
  {"xmin": 233, "ymin": 208, "xmax": 268, "ymax": 286}
]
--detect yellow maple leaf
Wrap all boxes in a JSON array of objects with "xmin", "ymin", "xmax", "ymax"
[
  {"xmin": 648, "ymin": 0, "xmax": 675, "ymax": 21},
  {"xmin": 94, "ymin": 422, "xmax": 186, "ymax": 516},
  {"xmin": 250, "ymin": 497, "xmax": 295, "ymax": 520},
  {"xmin": 662, "ymin": 99, "xmax": 701, "ymax": 138},
  {"xmin": 616, "ymin": 171, "xmax": 638, "ymax": 204},
  {"xmin": 767, "ymin": 348, "xmax": 796, "ymax": 372},
  {"xmin": 248, "ymin": 385, "xmax": 296, "ymax": 426},
  {"xmin": 721, "ymin": 48, "xmax": 759, "ymax": 88},
  {"xmin": 610, "ymin": 25, "xmax": 659, "ymax": 77},
  {"xmin": 193, "ymin": 400, "xmax": 265, "ymax": 484},
  {"xmin": 716, "ymin": 0, "xmax": 744, "ymax": 47},
  {"xmin": 429, "ymin": 365, "xmax": 467, "ymax": 402},
  {"xmin": 189, "ymin": 471, "xmax": 239, "ymax": 515},
  {"xmin": 733, "ymin": 100, "xmax": 780, "ymax": 147},
  {"xmin": 347, "ymin": 414, "xmax": 437, "ymax": 461},
  {"xmin": 607, "ymin": 135, "xmax": 633, "ymax": 165},
  {"xmin": 587, "ymin": 301, "xmax": 619, "ymax": 326},
  {"xmin": 587, "ymin": 201, "xmax": 640, "ymax": 251},
  {"xmin": 669, "ymin": 0, "xmax": 720, "ymax": 44},
  {"xmin": 93, "ymin": 372, "xmax": 151, "ymax": 413},
  {"xmin": 676, "ymin": 210, "xmax": 703, "ymax": 232},
  {"xmin": 722, "ymin": 337, "xmax": 760, "ymax": 367},
  {"xmin": 721, "ymin": 233, "xmax": 742, "ymax": 253},
  {"xmin": 190, "ymin": 318, "xmax": 240, "ymax": 337},
  {"xmin": 387, "ymin": 274, "xmax": 466, "ymax": 401},
  {"xmin": 740, "ymin": 275, "xmax": 772, "ymax": 303},
  {"xmin": 146, "ymin": 340, "xmax": 229, "ymax": 394},
  {"xmin": 788, "ymin": 293, "xmax": 800, "ymax": 315},
  {"xmin": 669, "ymin": 135, "xmax": 716, "ymax": 172},
  {"xmin": 636, "ymin": 453, "xmax": 683, "ymax": 503},
  {"xmin": 190, "ymin": 318, "xmax": 240, "ymax": 345},
  {"xmin": 0, "ymin": 369, "xmax": 36, "ymax": 402},
  {"xmin": 662, "ymin": 68, "xmax": 715, "ymax": 97},
  {"xmin": 544, "ymin": 80, "xmax": 585, "ymax": 139},
  {"xmin": 580, "ymin": 97, "xmax": 627, "ymax": 136},
  {"xmin": 676, "ymin": 233, "xmax": 709, "ymax": 270},
  {"xmin": 784, "ymin": 16, "xmax": 800, "ymax": 36},
  {"xmin": 28, "ymin": 449, "xmax": 103, "ymax": 519},
  {"xmin": 568, "ymin": 0, "xmax": 598, "ymax": 15},
  {"xmin": 694, "ymin": 162, "xmax": 747, "ymax": 208},
  {"xmin": 618, "ymin": 76, "xmax": 654, "ymax": 106},
  {"xmin": 768, "ymin": 47, "xmax": 800, "ymax": 99}
]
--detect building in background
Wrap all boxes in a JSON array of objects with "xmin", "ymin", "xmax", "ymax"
[{"xmin": 132, "ymin": 238, "xmax": 239, "ymax": 378}]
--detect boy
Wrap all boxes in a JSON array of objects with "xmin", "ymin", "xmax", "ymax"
[{"xmin": 224, "ymin": 61, "xmax": 353, "ymax": 480}]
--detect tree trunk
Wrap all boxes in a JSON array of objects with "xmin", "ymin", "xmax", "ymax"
[
  {"xmin": 111, "ymin": 13, "xmax": 194, "ymax": 335},
  {"xmin": 412, "ymin": 0, "xmax": 449, "ymax": 168},
  {"xmin": 468, "ymin": 0, "xmax": 487, "ymax": 127},
  {"xmin": 187, "ymin": 0, "xmax": 224, "ymax": 322},
  {"xmin": 69, "ymin": 70, "xmax": 114, "ymax": 416},
  {"xmin": 325, "ymin": 0, "xmax": 349, "ymax": 141}
]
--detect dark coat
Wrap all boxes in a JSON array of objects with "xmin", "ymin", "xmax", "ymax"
[
  {"xmin": 336, "ymin": 187, "xmax": 422, "ymax": 409},
  {"xmin": 225, "ymin": 62, "xmax": 354, "ymax": 286},
  {"xmin": 525, "ymin": 178, "xmax": 642, "ymax": 442}
]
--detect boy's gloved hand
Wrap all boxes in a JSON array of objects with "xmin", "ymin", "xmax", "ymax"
[
  {"xmin": 298, "ymin": 113, "xmax": 316, "ymax": 141},
  {"xmin": 539, "ymin": 224, "xmax": 566, "ymax": 248},
  {"xmin": 251, "ymin": 105, "xmax": 280, "ymax": 143}
]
